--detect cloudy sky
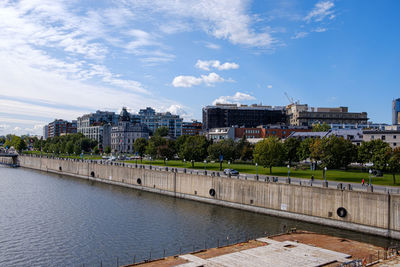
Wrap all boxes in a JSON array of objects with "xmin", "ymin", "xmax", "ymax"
[{"xmin": 1, "ymin": 0, "xmax": 399, "ymax": 136}]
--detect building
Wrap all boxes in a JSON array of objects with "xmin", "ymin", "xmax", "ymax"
[
  {"xmin": 139, "ymin": 107, "xmax": 182, "ymax": 138},
  {"xmin": 47, "ymin": 119, "xmax": 77, "ymax": 138},
  {"xmin": 77, "ymin": 110, "xmax": 119, "ymax": 150},
  {"xmin": 206, "ymin": 127, "xmax": 235, "ymax": 141},
  {"xmin": 182, "ymin": 121, "xmax": 203, "ymax": 136},
  {"xmin": 111, "ymin": 110, "xmax": 150, "ymax": 153},
  {"xmin": 43, "ymin": 125, "xmax": 48, "ymax": 140},
  {"xmin": 286, "ymin": 104, "xmax": 368, "ymax": 126},
  {"xmin": 234, "ymin": 125, "xmax": 311, "ymax": 140},
  {"xmin": 288, "ymin": 129, "xmax": 363, "ymax": 146},
  {"xmin": 328, "ymin": 123, "xmax": 387, "ymax": 131},
  {"xmin": 393, "ymin": 98, "xmax": 400, "ymax": 125},
  {"xmin": 363, "ymin": 125, "xmax": 400, "ymax": 148},
  {"xmin": 202, "ymin": 103, "xmax": 286, "ymax": 130}
]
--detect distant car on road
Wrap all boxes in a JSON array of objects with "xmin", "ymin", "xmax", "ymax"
[{"xmin": 223, "ymin": 169, "xmax": 239, "ymax": 176}]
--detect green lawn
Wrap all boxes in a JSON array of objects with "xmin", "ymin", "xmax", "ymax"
[{"xmin": 125, "ymin": 159, "xmax": 400, "ymax": 186}]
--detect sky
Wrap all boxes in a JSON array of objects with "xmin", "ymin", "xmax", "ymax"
[{"xmin": 0, "ymin": 0, "xmax": 399, "ymax": 136}]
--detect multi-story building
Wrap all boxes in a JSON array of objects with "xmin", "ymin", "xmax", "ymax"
[
  {"xmin": 43, "ymin": 125, "xmax": 48, "ymax": 140},
  {"xmin": 182, "ymin": 121, "xmax": 203, "ymax": 136},
  {"xmin": 363, "ymin": 125, "xmax": 400, "ymax": 148},
  {"xmin": 110, "ymin": 113, "xmax": 150, "ymax": 153},
  {"xmin": 77, "ymin": 110, "xmax": 118, "ymax": 128},
  {"xmin": 289, "ymin": 129, "xmax": 363, "ymax": 145},
  {"xmin": 206, "ymin": 127, "xmax": 235, "ymax": 141},
  {"xmin": 139, "ymin": 107, "xmax": 182, "ymax": 138},
  {"xmin": 328, "ymin": 123, "xmax": 387, "ymax": 131},
  {"xmin": 202, "ymin": 103, "xmax": 286, "ymax": 130},
  {"xmin": 47, "ymin": 119, "xmax": 77, "ymax": 138},
  {"xmin": 234, "ymin": 125, "xmax": 312, "ymax": 140},
  {"xmin": 286, "ymin": 104, "xmax": 368, "ymax": 126},
  {"xmin": 393, "ymin": 98, "xmax": 400, "ymax": 125},
  {"xmin": 77, "ymin": 110, "xmax": 119, "ymax": 150}
]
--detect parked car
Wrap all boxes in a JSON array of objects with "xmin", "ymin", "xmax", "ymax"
[{"xmin": 223, "ymin": 169, "xmax": 239, "ymax": 176}]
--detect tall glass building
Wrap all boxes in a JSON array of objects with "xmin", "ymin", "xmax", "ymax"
[{"xmin": 393, "ymin": 98, "xmax": 400, "ymax": 125}]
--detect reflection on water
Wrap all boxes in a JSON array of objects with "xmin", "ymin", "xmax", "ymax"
[{"xmin": 0, "ymin": 166, "xmax": 398, "ymax": 266}]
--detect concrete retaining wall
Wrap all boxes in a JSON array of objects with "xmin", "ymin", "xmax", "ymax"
[{"xmin": 17, "ymin": 155, "xmax": 400, "ymax": 239}]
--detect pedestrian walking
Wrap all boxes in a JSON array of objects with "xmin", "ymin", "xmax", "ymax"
[{"xmin": 362, "ymin": 178, "xmax": 365, "ymax": 186}]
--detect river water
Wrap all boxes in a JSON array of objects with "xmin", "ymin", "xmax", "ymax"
[{"xmin": 0, "ymin": 166, "xmax": 398, "ymax": 266}]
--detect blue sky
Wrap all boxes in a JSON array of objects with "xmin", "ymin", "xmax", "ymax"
[{"xmin": 0, "ymin": 0, "xmax": 399, "ymax": 136}]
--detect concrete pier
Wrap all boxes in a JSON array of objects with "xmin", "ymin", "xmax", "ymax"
[{"xmin": 16, "ymin": 155, "xmax": 400, "ymax": 239}]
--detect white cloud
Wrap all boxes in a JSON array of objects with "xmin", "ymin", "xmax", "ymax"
[
  {"xmin": 195, "ymin": 60, "xmax": 239, "ymax": 71},
  {"xmin": 172, "ymin": 75, "xmax": 203, "ymax": 88},
  {"xmin": 314, "ymin": 27, "xmax": 327, "ymax": 33},
  {"xmin": 205, "ymin": 42, "xmax": 220, "ymax": 50},
  {"xmin": 292, "ymin": 31, "xmax": 309, "ymax": 39},
  {"xmin": 127, "ymin": 0, "xmax": 275, "ymax": 48},
  {"xmin": 212, "ymin": 92, "xmax": 256, "ymax": 105},
  {"xmin": 172, "ymin": 72, "xmax": 225, "ymax": 87},
  {"xmin": 267, "ymin": 85, "xmax": 273, "ymax": 89},
  {"xmin": 304, "ymin": 1, "xmax": 335, "ymax": 23}
]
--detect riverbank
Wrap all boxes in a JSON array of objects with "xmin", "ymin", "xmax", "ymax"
[{"xmin": 16, "ymin": 155, "xmax": 400, "ymax": 240}]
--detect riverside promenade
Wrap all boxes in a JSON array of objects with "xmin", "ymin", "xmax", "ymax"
[{"xmin": 14, "ymin": 155, "xmax": 400, "ymax": 240}]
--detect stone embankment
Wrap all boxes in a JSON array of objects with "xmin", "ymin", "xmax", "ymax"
[{"xmin": 16, "ymin": 155, "xmax": 400, "ymax": 239}]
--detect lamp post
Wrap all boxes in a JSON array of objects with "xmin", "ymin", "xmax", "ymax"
[
  {"xmin": 255, "ymin": 163, "xmax": 258, "ymax": 177},
  {"xmin": 228, "ymin": 161, "xmax": 230, "ymax": 169},
  {"xmin": 286, "ymin": 164, "xmax": 291, "ymax": 184},
  {"xmin": 204, "ymin": 160, "xmax": 207, "ymax": 171},
  {"xmin": 321, "ymin": 166, "xmax": 328, "ymax": 187},
  {"xmin": 183, "ymin": 159, "xmax": 186, "ymax": 168},
  {"xmin": 369, "ymin": 169, "xmax": 372, "ymax": 186},
  {"xmin": 165, "ymin": 158, "xmax": 168, "ymax": 167}
]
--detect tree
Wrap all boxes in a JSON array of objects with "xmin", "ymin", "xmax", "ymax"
[
  {"xmin": 179, "ymin": 135, "xmax": 208, "ymax": 167},
  {"xmin": 4, "ymin": 135, "xmax": 27, "ymax": 152},
  {"xmin": 359, "ymin": 140, "xmax": 391, "ymax": 172},
  {"xmin": 319, "ymin": 136, "xmax": 357, "ymax": 169},
  {"xmin": 104, "ymin": 146, "xmax": 111, "ymax": 154},
  {"xmin": 93, "ymin": 145, "xmax": 100, "ymax": 154},
  {"xmin": 283, "ymin": 138, "xmax": 301, "ymax": 165},
  {"xmin": 134, "ymin": 138, "xmax": 148, "ymax": 162},
  {"xmin": 208, "ymin": 139, "xmax": 238, "ymax": 162},
  {"xmin": 158, "ymin": 139, "xmax": 176, "ymax": 163},
  {"xmin": 388, "ymin": 148, "xmax": 400, "ymax": 185},
  {"xmin": 175, "ymin": 135, "xmax": 189, "ymax": 156},
  {"xmin": 312, "ymin": 123, "xmax": 331, "ymax": 132},
  {"xmin": 309, "ymin": 138, "xmax": 323, "ymax": 163},
  {"xmin": 146, "ymin": 135, "xmax": 165, "ymax": 158},
  {"xmin": 297, "ymin": 138, "xmax": 313, "ymax": 161},
  {"xmin": 66, "ymin": 141, "xmax": 74, "ymax": 154},
  {"xmin": 235, "ymin": 136, "xmax": 253, "ymax": 161},
  {"xmin": 154, "ymin": 127, "xmax": 169, "ymax": 137},
  {"xmin": 253, "ymin": 136, "xmax": 284, "ymax": 174}
]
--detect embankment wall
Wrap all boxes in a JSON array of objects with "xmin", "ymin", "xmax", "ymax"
[{"xmin": 16, "ymin": 155, "xmax": 400, "ymax": 239}]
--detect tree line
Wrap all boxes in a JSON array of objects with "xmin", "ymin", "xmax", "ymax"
[{"xmin": 4, "ymin": 126, "xmax": 400, "ymax": 183}]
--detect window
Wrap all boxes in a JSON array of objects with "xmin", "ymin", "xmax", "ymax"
[
  {"xmin": 394, "ymin": 135, "xmax": 397, "ymax": 139},
  {"xmin": 394, "ymin": 143, "xmax": 397, "ymax": 147},
  {"xmin": 382, "ymin": 135, "xmax": 386, "ymax": 141}
]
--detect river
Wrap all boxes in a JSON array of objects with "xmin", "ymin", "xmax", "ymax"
[{"xmin": 0, "ymin": 166, "xmax": 398, "ymax": 266}]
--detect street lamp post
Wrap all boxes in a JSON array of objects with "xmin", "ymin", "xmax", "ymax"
[
  {"xmin": 165, "ymin": 158, "xmax": 168, "ymax": 167},
  {"xmin": 323, "ymin": 167, "xmax": 328, "ymax": 187},
  {"xmin": 204, "ymin": 160, "xmax": 207, "ymax": 171},
  {"xmin": 368, "ymin": 169, "xmax": 374, "ymax": 192},
  {"xmin": 183, "ymin": 159, "xmax": 186, "ymax": 168},
  {"xmin": 369, "ymin": 169, "xmax": 372, "ymax": 185},
  {"xmin": 286, "ymin": 164, "xmax": 291, "ymax": 184},
  {"xmin": 228, "ymin": 161, "xmax": 230, "ymax": 169},
  {"xmin": 255, "ymin": 163, "xmax": 258, "ymax": 177}
]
